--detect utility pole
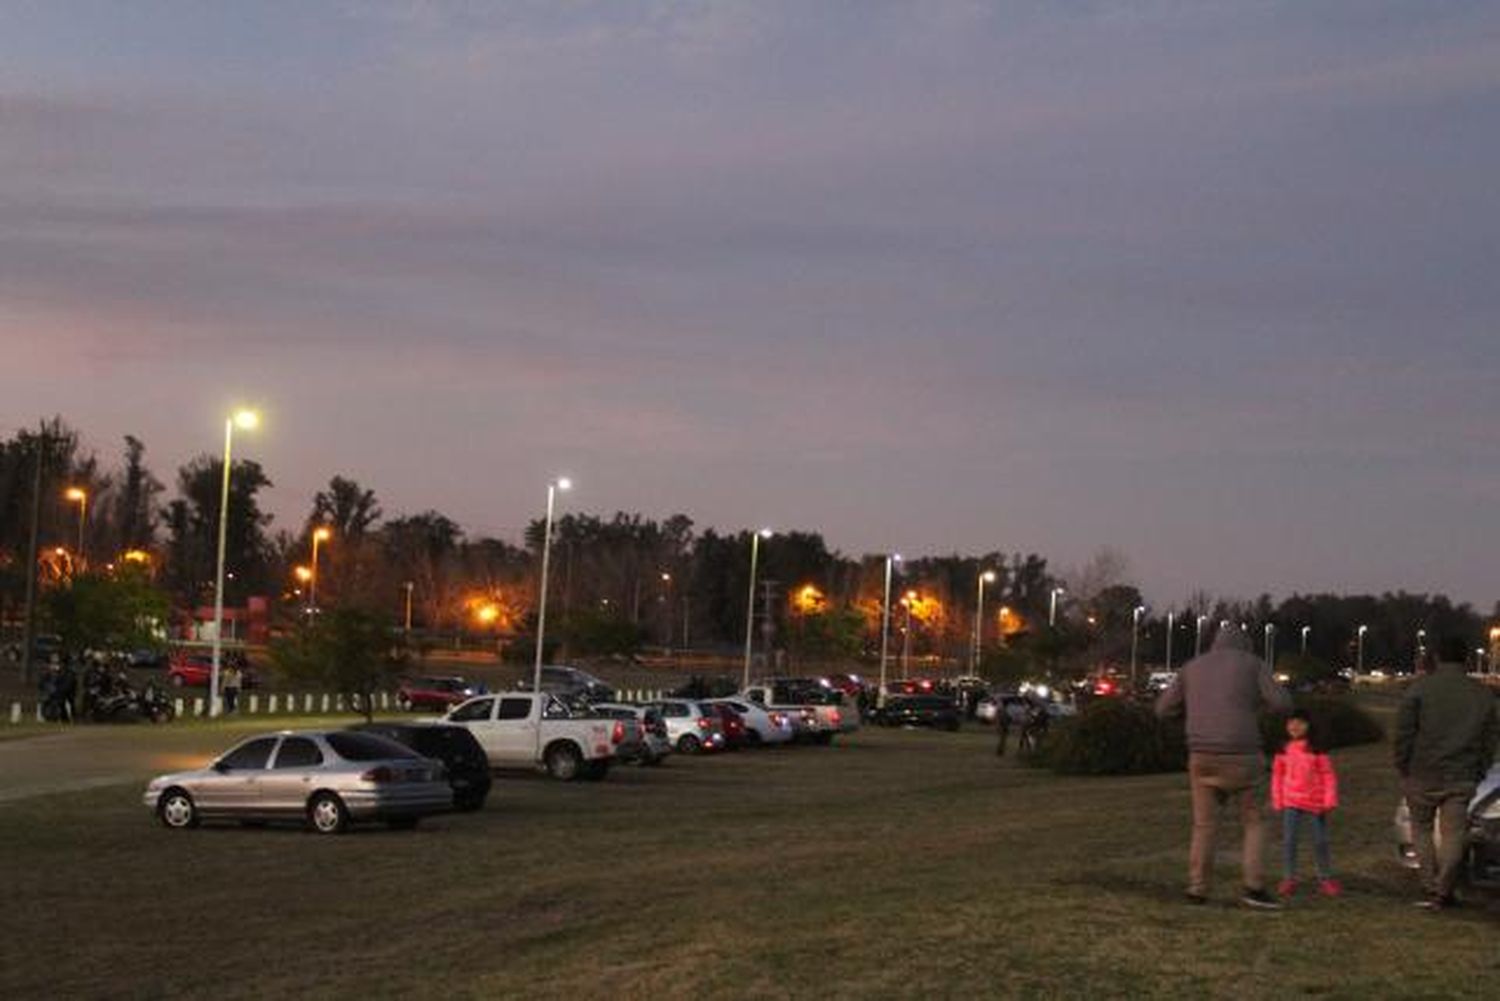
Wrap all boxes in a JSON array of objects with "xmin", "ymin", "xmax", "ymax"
[
  {"xmin": 760, "ymin": 579, "xmax": 778, "ymax": 674},
  {"xmin": 19, "ymin": 425, "xmax": 47, "ymax": 686}
]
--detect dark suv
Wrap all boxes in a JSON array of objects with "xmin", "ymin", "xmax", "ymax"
[{"xmin": 350, "ymin": 722, "xmax": 492, "ymax": 812}]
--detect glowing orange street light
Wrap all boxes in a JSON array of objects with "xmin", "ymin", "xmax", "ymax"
[
  {"xmin": 476, "ymin": 603, "xmax": 500, "ymax": 626},
  {"xmin": 64, "ymin": 487, "xmax": 87, "ymax": 564},
  {"xmin": 308, "ymin": 526, "xmax": 333, "ymax": 609},
  {"xmin": 293, "ymin": 565, "xmax": 313, "ymax": 583}
]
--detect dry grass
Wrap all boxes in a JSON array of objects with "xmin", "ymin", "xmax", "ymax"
[{"xmin": 0, "ymin": 721, "xmax": 1495, "ymax": 999}]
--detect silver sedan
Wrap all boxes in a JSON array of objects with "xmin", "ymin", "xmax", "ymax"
[{"xmin": 144, "ymin": 730, "xmax": 452, "ymax": 834}]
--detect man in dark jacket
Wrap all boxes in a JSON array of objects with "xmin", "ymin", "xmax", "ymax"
[
  {"xmin": 1156, "ymin": 623, "xmax": 1292, "ymax": 909},
  {"xmin": 1395, "ymin": 650, "xmax": 1498, "ymax": 909}
]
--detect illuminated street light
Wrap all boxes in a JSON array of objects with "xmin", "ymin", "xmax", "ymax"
[
  {"xmin": 1165, "ymin": 610, "xmax": 1175, "ymax": 673},
  {"xmin": 742, "ymin": 528, "xmax": 773, "ymax": 690},
  {"xmin": 900, "ymin": 590, "xmax": 917, "ymax": 679},
  {"xmin": 1130, "ymin": 605, "xmax": 1147, "ymax": 690},
  {"xmin": 293, "ymin": 565, "xmax": 312, "ymax": 583},
  {"xmin": 1356, "ymin": 624, "xmax": 1368, "ymax": 675},
  {"xmin": 1049, "ymin": 586, "xmax": 1066, "ymax": 628},
  {"xmin": 64, "ymin": 487, "xmax": 87, "ymax": 565},
  {"xmin": 309, "ymin": 526, "xmax": 332, "ymax": 610},
  {"xmin": 211, "ymin": 408, "xmax": 259, "ymax": 717},
  {"xmin": 532, "ymin": 476, "xmax": 572, "ymax": 751},
  {"xmin": 1264, "ymin": 622, "xmax": 1276, "ymax": 669},
  {"xmin": 1300, "ymin": 625, "xmax": 1311, "ymax": 656},
  {"xmin": 973, "ymin": 570, "xmax": 998, "ymax": 673},
  {"xmin": 878, "ymin": 554, "xmax": 901, "ymax": 704},
  {"xmin": 403, "ymin": 581, "xmax": 415, "ymax": 634}
]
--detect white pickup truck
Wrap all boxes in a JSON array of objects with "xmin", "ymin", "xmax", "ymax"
[
  {"xmin": 742, "ymin": 681, "xmax": 856, "ymax": 744},
  {"xmin": 441, "ymin": 692, "xmax": 620, "ymax": 780}
]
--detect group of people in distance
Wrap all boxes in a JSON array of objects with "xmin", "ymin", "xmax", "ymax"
[{"xmin": 1155, "ymin": 624, "xmax": 1498, "ymax": 910}]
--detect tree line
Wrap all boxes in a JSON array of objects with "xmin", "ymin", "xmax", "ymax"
[{"xmin": 2, "ymin": 419, "xmax": 1495, "ymax": 679}]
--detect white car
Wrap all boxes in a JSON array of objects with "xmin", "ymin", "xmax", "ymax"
[
  {"xmin": 703, "ymin": 698, "xmax": 795, "ymax": 746},
  {"xmin": 642, "ymin": 698, "xmax": 727, "ymax": 754}
]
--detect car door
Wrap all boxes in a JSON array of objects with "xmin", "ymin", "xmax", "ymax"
[
  {"xmin": 197, "ymin": 736, "xmax": 278, "ymax": 815},
  {"xmin": 260, "ymin": 735, "xmax": 325, "ymax": 816},
  {"xmin": 446, "ymin": 697, "xmax": 499, "ymax": 758},
  {"xmin": 493, "ymin": 696, "xmax": 540, "ymax": 764}
]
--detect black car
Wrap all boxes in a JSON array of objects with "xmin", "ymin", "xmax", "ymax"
[
  {"xmin": 350, "ymin": 722, "xmax": 492, "ymax": 812},
  {"xmin": 871, "ymin": 695, "xmax": 961, "ymax": 731}
]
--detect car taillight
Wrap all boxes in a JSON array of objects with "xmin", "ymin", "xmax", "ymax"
[
  {"xmin": 611, "ymin": 721, "xmax": 625, "ymax": 744},
  {"xmin": 829, "ymin": 709, "xmax": 842, "ymax": 726},
  {"xmin": 770, "ymin": 712, "xmax": 785, "ymax": 727},
  {"xmin": 361, "ymin": 766, "xmax": 394, "ymax": 784},
  {"xmin": 697, "ymin": 717, "xmax": 710, "ymax": 730}
]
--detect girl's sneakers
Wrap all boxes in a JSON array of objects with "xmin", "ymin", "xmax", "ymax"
[
  {"xmin": 1317, "ymin": 878, "xmax": 1342, "ymax": 898},
  {"xmin": 1276, "ymin": 878, "xmax": 1298, "ymax": 898},
  {"xmin": 1278, "ymin": 877, "xmax": 1341, "ymax": 899}
]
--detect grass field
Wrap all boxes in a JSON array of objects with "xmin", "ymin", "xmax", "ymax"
[{"xmin": 0, "ymin": 719, "xmax": 1495, "ymax": 999}]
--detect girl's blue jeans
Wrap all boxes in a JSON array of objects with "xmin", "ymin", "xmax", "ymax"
[{"xmin": 1282, "ymin": 807, "xmax": 1332, "ymax": 879}]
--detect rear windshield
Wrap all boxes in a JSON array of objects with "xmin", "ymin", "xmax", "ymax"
[{"xmin": 326, "ymin": 732, "xmax": 419, "ymax": 761}]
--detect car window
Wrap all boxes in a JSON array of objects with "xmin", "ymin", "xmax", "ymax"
[
  {"xmin": 449, "ymin": 697, "xmax": 495, "ymax": 722},
  {"xmin": 218, "ymin": 737, "xmax": 278, "ymax": 771},
  {"xmin": 498, "ymin": 698, "xmax": 533, "ymax": 721},
  {"xmin": 326, "ymin": 732, "xmax": 418, "ymax": 761},
  {"xmin": 542, "ymin": 696, "xmax": 571, "ymax": 719},
  {"xmin": 663, "ymin": 703, "xmax": 688, "ymax": 718},
  {"xmin": 273, "ymin": 736, "xmax": 324, "ymax": 769}
]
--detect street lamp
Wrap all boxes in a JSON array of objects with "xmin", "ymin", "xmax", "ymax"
[
  {"xmin": 900, "ymin": 590, "xmax": 917, "ymax": 679},
  {"xmin": 64, "ymin": 487, "xmax": 87, "ymax": 566},
  {"xmin": 973, "ymin": 570, "xmax": 998, "ymax": 673},
  {"xmin": 403, "ymin": 581, "xmax": 415, "ymax": 634},
  {"xmin": 741, "ymin": 528, "xmax": 772, "ymax": 690},
  {"xmin": 1049, "ymin": 587, "xmax": 1066, "ymax": 628},
  {"xmin": 1130, "ymin": 605, "xmax": 1146, "ymax": 690},
  {"xmin": 878, "ymin": 553, "xmax": 901, "ymax": 704},
  {"xmin": 660, "ymin": 572, "xmax": 674, "ymax": 658},
  {"xmin": 210, "ymin": 408, "xmax": 259, "ymax": 717},
  {"xmin": 1195, "ymin": 614, "xmax": 1209, "ymax": 657},
  {"xmin": 1300, "ymin": 625, "xmax": 1311, "ymax": 656},
  {"xmin": 1356, "ymin": 624, "xmax": 1368, "ymax": 674},
  {"xmin": 532, "ymin": 477, "xmax": 571, "ymax": 736},
  {"xmin": 1165, "ymin": 610, "xmax": 1175, "ymax": 673},
  {"xmin": 1264, "ymin": 623, "xmax": 1276, "ymax": 669},
  {"xmin": 309, "ymin": 526, "xmax": 332, "ymax": 610}
]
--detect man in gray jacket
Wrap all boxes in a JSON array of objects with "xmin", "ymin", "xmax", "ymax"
[
  {"xmin": 1395, "ymin": 649, "xmax": 1497, "ymax": 909},
  {"xmin": 1156, "ymin": 623, "xmax": 1292, "ymax": 908}
]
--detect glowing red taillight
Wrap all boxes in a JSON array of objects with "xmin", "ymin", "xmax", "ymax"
[
  {"xmin": 697, "ymin": 717, "xmax": 711, "ymax": 730},
  {"xmin": 611, "ymin": 721, "xmax": 625, "ymax": 744},
  {"xmin": 829, "ymin": 709, "xmax": 842, "ymax": 726}
]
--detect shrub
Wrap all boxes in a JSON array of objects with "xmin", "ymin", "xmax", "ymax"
[
  {"xmin": 1035, "ymin": 699, "xmax": 1186, "ymax": 776},
  {"xmin": 1260, "ymin": 694, "xmax": 1383, "ymax": 752}
]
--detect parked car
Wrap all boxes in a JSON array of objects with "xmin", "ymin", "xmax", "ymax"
[
  {"xmin": 702, "ymin": 698, "xmax": 795, "ymax": 746},
  {"xmin": 742, "ymin": 680, "xmax": 852, "ymax": 743},
  {"xmin": 642, "ymin": 698, "xmax": 727, "ymax": 754},
  {"xmin": 590, "ymin": 703, "xmax": 670, "ymax": 765},
  {"xmin": 870, "ymin": 694, "xmax": 962, "ymax": 731},
  {"xmin": 396, "ymin": 675, "xmax": 480, "ymax": 712},
  {"xmin": 165, "ymin": 650, "xmax": 258, "ymax": 689},
  {"xmin": 1394, "ymin": 760, "xmax": 1500, "ymax": 889},
  {"xmin": 708, "ymin": 702, "xmax": 748, "ymax": 748},
  {"xmin": 143, "ymin": 730, "xmax": 451, "ymax": 833},
  {"xmin": 350, "ymin": 722, "xmax": 492, "ymax": 811},
  {"xmin": 442, "ymin": 692, "xmax": 620, "ymax": 780},
  {"xmin": 519, "ymin": 664, "xmax": 616, "ymax": 704}
]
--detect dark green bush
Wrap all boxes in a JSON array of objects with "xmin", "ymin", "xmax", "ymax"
[
  {"xmin": 1035, "ymin": 699, "xmax": 1187, "ymax": 776},
  {"xmin": 1260, "ymin": 694, "xmax": 1384, "ymax": 751}
]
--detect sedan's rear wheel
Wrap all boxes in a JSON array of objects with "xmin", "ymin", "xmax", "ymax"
[
  {"xmin": 308, "ymin": 792, "xmax": 350, "ymax": 835},
  {"xmin": 158, "ymin": 789, "xmax": 198, "ymax": 829}
]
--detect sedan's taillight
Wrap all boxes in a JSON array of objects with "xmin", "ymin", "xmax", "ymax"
[{"xmin": 361, "ymin": 766, "xmax": 394, "ymax": 784}]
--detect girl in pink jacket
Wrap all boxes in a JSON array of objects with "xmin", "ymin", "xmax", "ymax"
[{"xmin": 1273, "ymin": 710, "xmax": 1340, "ymax": 898}]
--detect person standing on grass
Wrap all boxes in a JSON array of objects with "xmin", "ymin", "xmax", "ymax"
[
  {"xmin": 1272, "ymin": 710, "xmax": 1340, "ymax": 899},
  {"xmin": 1156, "ymin": 623, "xmax": 1292, "ymax": 909},
  {"xmin": 221, "ymin": 662, "xmax": 242, "ymax": 715},
  {"xmin": 1395, "ymin": 647, "xmax": 1497, "ymax": 911}
]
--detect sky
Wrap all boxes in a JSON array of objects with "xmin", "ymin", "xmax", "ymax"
[{"xmin": 2, "ymin": 1, "xmax": 1498, "ymax": 608}]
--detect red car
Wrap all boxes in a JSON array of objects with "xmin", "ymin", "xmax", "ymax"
[
  {"xmin": 166, "ymin": 652, "xmax": 257, "ymax": 688},
  {"xmin": 396, "ymin": 676, "xmax": 479, "ymax": 712},
  {"xmin": 710, "ymin": 703, "xmax": 747, "ymax": 748}
]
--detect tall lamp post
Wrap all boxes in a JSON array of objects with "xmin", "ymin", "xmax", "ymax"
[
  {"xmin": 532, "ymin": 478, "xmax": 572, "ymax": 718},
  {"xmin": 878, "ymin": 554, "xmax": 900, "ymax": 705},
  {"xmin": 1264, "ymin": 623, "xmax": 1276, "ymax": 670},
  {"xmin": 210, "ymin": 409, "xmax": 259, "ymax": 718},
  {"xmin": 64, "ymin": 487, "xmax": 87, "ymax": 567},
  {"xmin": 741, "ymin": 528, "xmax": 772, "ymax": 690},
  {"xmin": 403, "ymin": 581, "xmax": 415, "ymax": 634},
  {"xmin": 1130, "ymin": 605, "xmax": 1146, "ymax": 690},
  {"xmin": 1356, "ymin": 624, "xmax": 1368, "ymax": 674},
  {"xmin": 1165, "ymin": 610, "xmax": 1175, "ymax": 673},
  {"xmin": 309, "ymin": 526, "xmax": 332, "ymax": 609},
  {"xmin": 973, "ymin": 570, "xmax": 997, "ymax": 673},
  {"xmin": 1300, "ymin": 625, "xmax": 1311, "ymax": 656},
  {"xmin": 1049, "ymin": 587, "xmax": 1066, "ymax": 628},
  {"xmin": 660, "ymin": 572, "xmax": 673, "ymax": 659},
  {"xmin": 1195, "ymin": 614, "xmax": 1209, "ymax": 657}
]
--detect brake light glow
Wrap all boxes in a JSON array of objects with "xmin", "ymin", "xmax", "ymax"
[
  {"xmin": 611, "ymin": 721, "xmax": 625, "ymax": 744},
  {"xmin": 697, "ymin": 717, "xmax": 711, "ymax": 729},
  {"xmin": 829, "ymin": 709, "xmax": 842, "ymax": 726}
]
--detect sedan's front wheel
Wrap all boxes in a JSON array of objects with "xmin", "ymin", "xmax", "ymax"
[
  {"xmin": 157, "ymin": 789, "xmax": 199, "ymax": 829},
  {"xmin": 308, "ymin": 793, "xmax": 350, "ymax": 835}
]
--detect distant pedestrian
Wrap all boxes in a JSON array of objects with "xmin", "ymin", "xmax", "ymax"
[
  {"xmin": 1272, "ymin": 710, "xmax": 1340, "ymax": 899},
  {"xmin": 1018, "ymin": 698, "xmax": 1049, "ymax": 754},
  {"xmin": 1156, "ymin": 623, "xmax": 1292, "ymax": 909},
  {"xmin": 1395, "ymin": 648, "xmax": 1497, "ymax": 910},
  {"xmin": 221, "ymin": 663, "xmax": 242, "ymax": 714}
]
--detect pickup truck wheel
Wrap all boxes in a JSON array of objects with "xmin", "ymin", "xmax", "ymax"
[
  {"xmin": 677, "ymin": 734, "xmax": 701, "ymax": 755},
  {"xmin": 545, "ymin": 743, "xmax": 583, "ymax": 781}
]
